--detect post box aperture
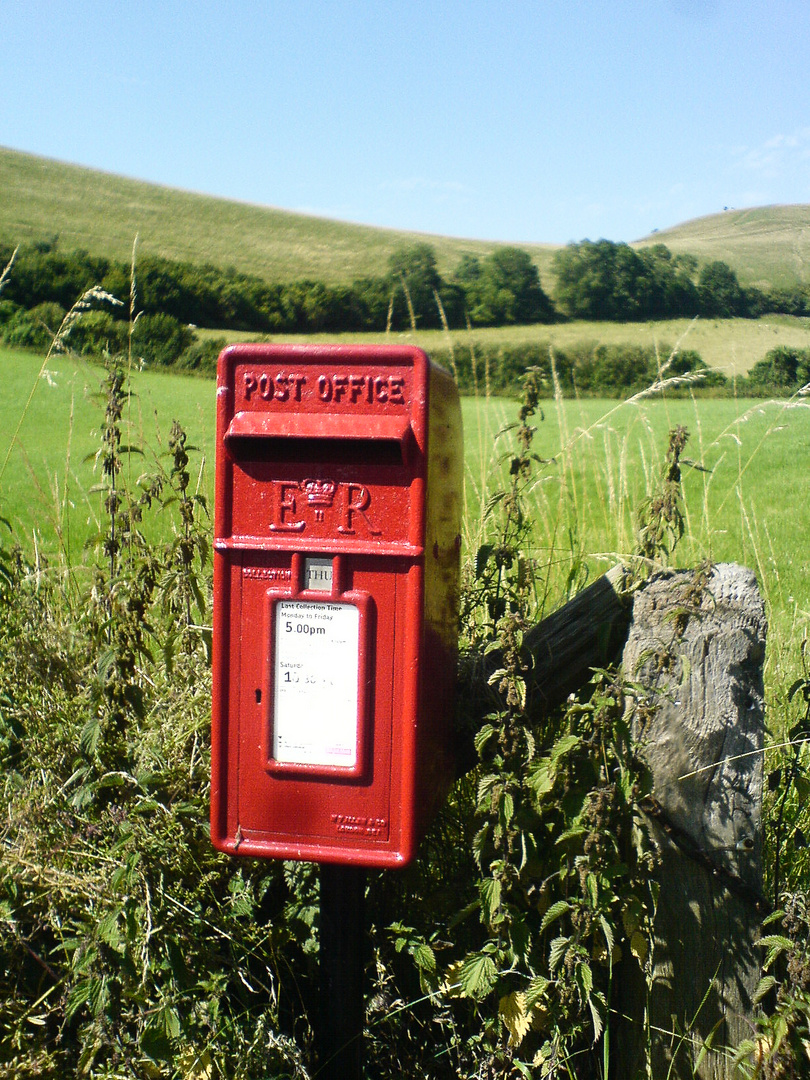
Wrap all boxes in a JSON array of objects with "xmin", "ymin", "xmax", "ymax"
[{"xmin": 211, "ymin": 344, "xmax": 463, "ymax": 867}]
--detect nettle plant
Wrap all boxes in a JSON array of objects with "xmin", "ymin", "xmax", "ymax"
[
  {"xmin": 383, "ymin": 373, "xmax": 662, "ymax": 1079},
  {"xmin": 0, "ymin": 349, "xmax": 313, "ymax": 1078}
]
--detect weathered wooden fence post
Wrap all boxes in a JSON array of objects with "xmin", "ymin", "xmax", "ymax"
[{"xmin": 616, "ymin": 562, "xmax": 767, "ymax": 1080}]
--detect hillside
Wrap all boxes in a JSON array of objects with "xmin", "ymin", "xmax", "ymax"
[
  {"xmin": 637, "ymin": 205, "xmax": 810, "ymax": 290},
  {"xmin": 4, "ymin": 145, "xmax": 810, "ymax": 295},
  {"xmin": 0, "ymin": 145, "xmax": 558, "ymax": 286}
]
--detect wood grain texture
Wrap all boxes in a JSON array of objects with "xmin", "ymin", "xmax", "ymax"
[{"xmin": 617, "ymin": 563, "xmax": 766, "ymax": 1080}]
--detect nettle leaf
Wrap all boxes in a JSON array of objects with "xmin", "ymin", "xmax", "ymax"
[
  {"xmin": 472, "ymin": 823, "xmax": 490, "ymax": 866},
  {"xmin": 65, "ymin": 978, "xmax": 94, "ymax": 1023},
  {"xmin": 458, "ymin": 952, "xmax": 498, "ymax": 1000},
  {"xmin": 79, "ymin": 715, "xmax": 102, "ymax": 757},
  {"xmin": 524, "ymin": 974, "xmax": 550, "ymax": 1008},
  {"xmin": 759, "ymin": 934, "xmax": 794, "ymax": 969},
  {"xmin": 477, "ymin": 772, "xmax": 499, "ymax": 807},
  {"xmin": 480, "ymin": 877, "xmax": 502, "ymax": 923},
  {"xmin": 474, "ymin": 723, "xmax": 497, "ymax": 755},
  {"xmin": 97, "ymin": 908, "xmax": 122, "ymax": 950},
  {"xmin": 585, "ymin": 872, "xmax": 599, "ymax": 909},
  {"xmin": 575, "ymin": 960, "xmax": 594, "ymax": 1001},
  {"xmin": 753, "ymin": 975, "xmax": 777, "ymax": 1004},
  {"xmin": 630, "ymin": 931, "xmax": 648, "ymax": 967},
  {"xmin": 555, "ymin": 825, "xmax": 587, "ymax": 847},
  {"xmin": 540, "ymin": 900, "xmax": 571, "ymax": 934},
  {"xmin": 413, "ymin": 942, "xmax": 436, "ymax": 973},
  {"xmin": 527, "ymin": 760, "xmax": 555, "ymax": 797},
  {"xmin": 500, "ymin": 990, "xmax": 531, "ymax": 1047},
  {"xmin": 476, "ymin": 544, "xmax": 494, "ymax": 578},
  {"xmin": 588, "ymin": 991, "xmax": 606, "ymax": 1044},
  {"xmin": 551, "ymin": 734, "xmax": 581, "ymax": 763},
  {"xmin": 599, "ymin": 914, "xmax": 615, "ymax": 957},
  {"xmin": 548, "ymin": 935, "xmax": 569, "ymax": 974},
  {"xmin": 500, "ymin": 791, "xmax": 515, "ymax": 828}
]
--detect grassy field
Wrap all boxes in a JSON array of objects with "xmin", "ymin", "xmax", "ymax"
[
  {"xmin": 198, "ymin": 312, "xmax": 810, "ymax": 377},
  {"xmin": 2, "ymin": 343, "xmax": 808, "ymax": 696},
  {"xmin": 5, "ymin": 145, "xmax": 810, "ymax": 293},
  {"xmin": 639, "ymin": 204, "xmax": 810, "ymax": 290},
  {"xmin": 0, "ymin": 146, "xmax": 556, "ymax": 287},
  {"xmin": 465, "ymin": 388, "xmax": 810, "ymax": 668}
]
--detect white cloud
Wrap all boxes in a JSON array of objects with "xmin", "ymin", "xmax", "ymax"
[{"xmin": 733, "ymin": 126, "xmax": 810, "ymax": 180}]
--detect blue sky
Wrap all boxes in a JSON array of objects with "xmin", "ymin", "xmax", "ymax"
[{"xmin": 3, "ymin": 0, "xmax": 810, "ymax": 245}]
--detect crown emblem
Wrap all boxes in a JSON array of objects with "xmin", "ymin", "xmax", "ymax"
[{"xmin": 302, "ymin": 478, "xmax": 337, "ymax": 507}]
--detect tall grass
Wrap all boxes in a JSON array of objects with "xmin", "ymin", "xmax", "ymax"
[
  {"xmin": 2, "ymin": 317, "xmax": 810, "ymax": 1074},
  {"xmin": 3, "ymin": 333, "xmax": 809, "ymax": 704},
  {"xmin": 461, "ymin": 373, "xmax": 810, "ymax": 730}
]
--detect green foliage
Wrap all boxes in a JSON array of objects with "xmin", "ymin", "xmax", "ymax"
[
  {"xmin": 131, "ymin": 312, "xmax": 195, "ymax": 368},
  {"xmin": 768, "ymin": 665, "xmax": 810, "ymax": 899},
  {"xmin": 744, "ymin": 345, "xmax": 810, "ymax": 394},
  {"xmin": 388, "ymin": 242, "xmax": 443, "ymax": 330},
  {"xmin": 1, "ymin": 300, "xmax": 68, "ymax": 351},
  {"xmin": 371, "ymin": 375, "xmax": 661, "ymax": 1077},
  {"xmin": 733, "ymin": 894, "xmax": 810, "ymax": 1079},
  {"xmin": 430, "ymin": 339, "xmax": 723, "ymax": 398},
  {"xmin": 635, "ymin": 425, "xmax": 689, "ymax": 573},
  {"xmin": 698, "ymin": 259, "xmax": 748, "ymax": 317},
  {"xmin": 552, "ymin": 239, "xmax": 701, "ymax": 321},
  {"xmin": 454, "ymin": 247, "xmax": 555, "ymax": 327},
  {"xmin": 0, "ymin": 367, "xmax": 318, "ymax": 1077},
  {"xmin": 0, "ymin": 237, "xmax": 553, "ymax": 345},
  {"xmin": 60, "ymin": 309, "xmax": 129, "ymax": 357},
  {"xmin": 551, "ymin": 238, "xmax": 809, "ymax": 324}
]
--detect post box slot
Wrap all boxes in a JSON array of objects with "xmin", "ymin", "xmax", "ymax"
[
  {"xmin": 225, "ymin": 403, "xmax": 414, "ymax": 457},
  {"xmin": 227, "ymin": 435, "xmax": 405, "ymax": 467}
]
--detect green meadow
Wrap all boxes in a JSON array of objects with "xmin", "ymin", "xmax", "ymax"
[
  {"xmin": 0, "ymin": 146, "xmax": 552, "ymax": 287},
  {"xmin": 3, "ymin": 343, "xmax": 808, "ymax": 694},
  {"xmin": 198, "ymin": 311, "xmax": 810, "ymax": 377}
]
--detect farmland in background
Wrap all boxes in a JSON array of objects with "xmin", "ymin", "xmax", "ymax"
[
  {"xmin": 5, "ymin": 144, "xmax": 810, "ymax": 293},
  {"xmin": 3, "ymin": 343, "xmax": 807, "ymax": 677},
  {"xmin": 197, "ymin": 313, "xmax": 810, "ymax": 378}
]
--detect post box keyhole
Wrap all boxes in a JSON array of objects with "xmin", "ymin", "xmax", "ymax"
[{"xmin": 255, "ymin": 689, "xmax": 262, "ymax": 704}]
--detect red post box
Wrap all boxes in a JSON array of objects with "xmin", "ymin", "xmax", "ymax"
[{"xmin": 211, "ymin": 343, "xmax": 463, "ymax": 867}]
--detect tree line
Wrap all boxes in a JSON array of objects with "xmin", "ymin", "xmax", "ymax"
[
  {"xmin": 431, "ymin": 340, "xmax": 810, "ymax": 398},
  {"xmin": 0, "ymin": 237, "xmax": 553, "ymax": 338},
  {"xmin": 5, "ymin": 235, "xmax": 810, "ymax": 336},
  {"xmin": 3, "ymin": 235, "xmax": 810, "ymax": 381},
  {"xmin": 551, "ymin": 239, "xmax": 810, "ymax": 320}
]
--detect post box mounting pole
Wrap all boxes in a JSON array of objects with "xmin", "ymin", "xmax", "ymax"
[{"xmin": 317, "ymin": 864, "xmax": 366, "ymax": 1080}]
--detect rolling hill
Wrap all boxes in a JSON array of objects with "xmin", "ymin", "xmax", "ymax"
[
  {"xmin": 636, "ymin": 205, "xmax": 810, "ymax": 290},
  {"xmin": 3, "ymin": 145, "xmax": 810, "ymax": 295},
  {"xmin": 0, "ymin": 145, "xmax": 557, "ymax": 286}
]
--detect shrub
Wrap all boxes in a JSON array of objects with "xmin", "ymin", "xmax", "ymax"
[
  {"xmin": 176, "ymin": 335, "xmax": 228, "ymax": 376},
  {"xmin": 744, "ymin": 345, "xmax": 810, "ymax": 393},
  {"xmin": 1, "ymin": 301, "xmax": 66, "ymax": 351},
  {"xmin": 60, "ymin": 309, "xmax": 128, "ymax": 357},
  {"xmin": 130, "ymin": 312, "xmax": 195, "ymax": 367}
]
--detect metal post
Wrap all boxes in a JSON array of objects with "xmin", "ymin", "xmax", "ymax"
[{"xmin": 317, "ymin": 864, "xmax": 366, "ymax": 1080}]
